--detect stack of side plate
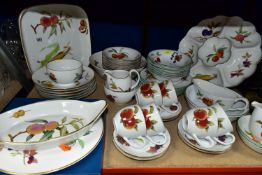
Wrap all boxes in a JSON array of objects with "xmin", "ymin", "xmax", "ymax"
[{"xmin": 32, "ymin": 66, "xmax": 96, "ymax": 99}]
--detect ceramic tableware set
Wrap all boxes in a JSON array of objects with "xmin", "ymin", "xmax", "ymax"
[
  {"xmin": 178, "ymin": 104, "xmax": 235, "ymax": 154},
  {"xmin": 19, "ymin": 4, "xmax": 97, "ymax": 99},
  {"xmin": 185, "ymin": 79, "xmax": 249, "ymax": 121},
  {"xmin": 112, "ymin": 104, "xmax": 171, "ymax": 160},
  {"xmin": 102, "ymin": 47, "xmax": 142, "ymax": 71},
  {"xmin": 237, "ymin": 101, "xmax": 262, "ymax": 153},
  {"xmin": 136, "ymin": 80, "xmax": 182, "ymax": 121},
  {"xmin": 103, "ymin": 69, "xmax": 140, "ymax": 105}
]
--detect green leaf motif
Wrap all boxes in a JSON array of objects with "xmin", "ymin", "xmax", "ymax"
[
  {"xmin": 136, "ymin": 119, "xmax": 142, "ymax": 123},
  {"xmin": 70, "ymin": 121, "xmax": 80, "ymax": 130},
  {"xmin": 211, "ymin": 107, "xmax": 217, "ymax": 113},
  {"xmin": 60, "ymin": 126, "xmax": 68, "ymax": 136},
  {"xmin": 135, "ymin": 137, "xmax": 144, "ymax": 142},
  {"xmin": 77, "ymin": 139, "xmax": 85, "ymax": 149},
  {"xmin": 149, "ymin": 106, "xmax": 154, "ymax": 114},
  {"xmin": 62, "ymin": 116, "xmax": 67, "ymax": 124},
  {"xmin": 196, "ymin": 90, "xmax": 203, "ymax": 97},
  {"xmin": 256, "ymin": 120, "xmax": 262, "ymax": 125},
  {"xmin": 151, "ymin": 120, "xmax": 158, "ymax": 125},
  {"xmin": 208, "ymin": 109, "xmax": 213, "ymax": 116},
  {"xmin": 218, "ymin": 118, "xmax": 224, "ymax": 123},
  {"xmin": 216, "ymin": 100, "xmax": 225, "ymax": 106},
  {"xmin": 208, "ymin": 121, "xmax": 214, "ymax": 126},
  {"xmin": 48, "ymin": 25, "xmax": 57, "ymax": 38},
  {"xmin": 83, "ymin": 130, "xmax": 92, "ymax": 136},
  {"xmin": 39, "ymin": 130, "xmax": 54, "ymax": 141},
  {"xmin": 134, "ymin": 106, "xmax": 139, "ymax": 114},
  {"xmin": 26, "ymin": 134, "xmax": 34, "ymax": 142}
]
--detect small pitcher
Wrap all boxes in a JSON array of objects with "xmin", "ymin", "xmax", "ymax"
[
  {"xmin": 104, "ymin": 69, "xmax": 140, "ymax": 92},
  {"xmin": 249, "ymin": 101, "xmax": 262, "ymax": 142}
]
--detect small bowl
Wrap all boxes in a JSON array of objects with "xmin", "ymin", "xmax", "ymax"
[
  {"xmin": 46, "ymin": 59, "xmax": 83, "ymax": 84},
  {"xmin": 104, "ymin": 83, "xmax": 137, "ymax": 105},
  {"xmin": 102, "ymin": 46, "xmax": 141, "ymax": 61},
  {"xmin": 90, "ymin": 51, "xmax": 146, "ymax": 78}
]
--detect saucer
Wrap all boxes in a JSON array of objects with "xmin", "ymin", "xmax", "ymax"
[
  {"xmin": 185, "ymin": 85, "xmax": 249, "ymax": 121},
  {"xmin": 178, "ymin": 119, "xmax": 232, "ymax": 154},
  {"xmin": 32, "ymin": 65, "xmax": 95, "ymax": 89},
  {"xmin": 237, "ymin": 115, "xmax": 262, "ymax": 153},
  {"xmin": 112, "ymin": 129, "xmax": 170, "ymax": 160},
  {"xmin": 0, "ymin": 118, "xmax": 103, "ymax": 174}
]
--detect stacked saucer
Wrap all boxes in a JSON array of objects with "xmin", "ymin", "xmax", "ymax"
[
  {"xmin": 147, "ymin": 49, "xmax": 192, "ymax": 80},
  {"xmin": 32, "ymin": 65, "xmax": 96, "ymax": 99},
  {"xmin": 102, "ymin": 47, "xmax": 141, "ymax": 70}
]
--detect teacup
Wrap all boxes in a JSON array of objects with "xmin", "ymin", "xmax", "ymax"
[
  {"xmin": 182, "ymin": 107, "xmax": 217, "ymax": 148},
  {"xmin": 46, "ymin": 59, "xmax": 83, "ymax": 84},
  {"xmin": 159, "ymin": 80, "xmax": 178, "ymax": 106},
  {"xmin": 136, "ymin": 82, "xmax": 162, "ymax": 106},
  {"xmin": 104, "ymin": 81, "xmax": 137, "ymax": 105},
  {"xmin": 193, "ymin": 79, "xmax": 249, "ymax": 114},
  {"xmin": 113, "ymin": 105, "xmax": 147, "ymax": 148},
  {"xmin": 141, "ymin": 103, "xmax": 167, "ymax": 145}
]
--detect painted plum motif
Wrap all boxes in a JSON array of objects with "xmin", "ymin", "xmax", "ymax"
[
  {"xmin": 230, "ymin": 52, "xmax": 252, "ymax": 78},
  {"xmin": 120, "ymin": 106, "xmax": 142, "ymax": 130},
  {"xmin": 8, "ymin": 116, "xmax": 84, "ymax": 142}
]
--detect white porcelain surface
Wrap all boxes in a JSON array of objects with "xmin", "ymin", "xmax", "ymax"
[
  {"xmin": 90, "ymin": 51, "xmax": 146, "ymax": 78},
  {"xmin": 19, "ymin": 4, "xmax": 91, "ymax": 73},
  {"xmin": 104, "ymin": 82, "xmax": 137, "ymax": 105},
  {"xmin": 46, "ymin": 59, "xmax": 83, "ymax": 84},
  {"xmin": 0, "ymin": 118, "xmax": 103, "ymax": 174},
  {"xmin": 158, "ymin": 102, "xmax": 182, "ymax": 121},
  {"xmin": 249, "ymin": 101, "xmax": 262, "ymax": 142},
  {"xmin": 112, "ymin": 128, "xmax": 170, "ymax": 160},
  {"xmin": 237, "ymin": 115, "xmax": 262, "ymax": 153},
  {"xmin": 32, "ymin": 65, "xmax": 94, "ymax": 89},
  {"xmin": 193, "ymin": 79, "xmax": 249, "ymax": 113},
  {"xmin": 0, "ymin": 100, "xmax": 107, "ymax": 151},
  {"xmin": 179, "ymin": 16, "xmax": 262, "ymax": 87},
  {"xmin": 178, "ymin": 119, "xmax": 232, "ymax": 154}
]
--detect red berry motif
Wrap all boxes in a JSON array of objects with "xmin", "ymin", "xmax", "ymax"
[
  {"xmin": 142, "ymin": 106, "xmax": 157, "ymax": 130},
  {"xmin": 155, "ymin": 57, "xmax": 161, "ymax": 63},
  {"xmin": 234, "ymin": 34, "xmax": 245, "ymax": 42},
  {"xmin": 120, "ymin": 108, "xmax": 134, "ymax": 122},
  {"xmin": 193, "ymin": 109, "xmax": 208, "ymax": 121},
  {"xmin": 159, "ymin": 81, "xmax": 169, "ymax": 97},
  {"xmin": 207, "ymin": 46, "xmax": 227, "ymax": 63},
  {"xmin": 123, "ymin": 117, "xmax": 137, "ymax": 129}
]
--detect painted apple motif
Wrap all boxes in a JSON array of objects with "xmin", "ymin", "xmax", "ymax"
[
  {"xmin": 193, "ymin": 109, "xmax": 208, "ymax": 121},
  {"xmin": 140, "ymin": 83, "xmax": 154, "ymax": 97},
  {"xmin": 195, "ymin": 119, "xmax": 209, "ymax": 129},
  {"xmin": 120, "ymin": 108, "xmax": 134, "ymax": 122},
  {"xmin": 202, "ymin": 97, "xmax": 214, "ymax": 106},
  {"xmin": 123, "ymin": 117, "xmax": 137, "ymax": 129}
]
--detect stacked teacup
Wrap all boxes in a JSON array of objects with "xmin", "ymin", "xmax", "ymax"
[
  {"xmin": 103, "ymin": 69, "xmax": 140, "ymax": 105},
  {"xmin": 102, "ymin": 46, "xmax": 142, "ymax": 70},
  {"xmin": 179, "ymin": 104, "xmax": 235, "ymax": 151},
  {"xmin": 112, "ymin": 104, "xmax": 171, "ymax": 160},
  {"xmin": 136, "ymin": 80, "xmax": 182, "ymax": 121}
]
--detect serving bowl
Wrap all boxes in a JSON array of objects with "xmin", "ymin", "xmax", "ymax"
[
  {"xmin": 179, "ymin": 16, "xmax": 262, "ymax": 87},
  {"xmin": 0, "ymin": 100, "xmax": 107, "ymax": 150}
]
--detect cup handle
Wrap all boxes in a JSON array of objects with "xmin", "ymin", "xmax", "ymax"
[
  {"xmin": 146, "ymin": 132, "xmax": 167, "ymax": 145},
  {"xmin": 226, "ymin": 97, "xmax": 249, "ymax": 114},
  {"xmin": 123, "ymin": 136, "xmax": 147, "ymax": 149},
  {"xmin": 129, "ymin": 69, "xmax": 140, "ymax": 90},
  {"xmin": 192, "ymin": 134, "xmax": 216, "ymax": 148},
  {"xmin": 213, "ymin": 133, "xmax": 235, "ymax": 146}
]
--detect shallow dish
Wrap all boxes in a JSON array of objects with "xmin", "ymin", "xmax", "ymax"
[
  {"xmin": 19, "ymin": 4, "xmax": 91, "ymax": 73},
  {"xmin": 0, "ymin": 100, "xmax": 107, "ymax": 150},
  {"xmin": 0, "ymin": 118, "xmax": 103, "ymax": 174},
  {"xmin": 179, "ymin": 16, "xmax": 262, "ymax": 87}
]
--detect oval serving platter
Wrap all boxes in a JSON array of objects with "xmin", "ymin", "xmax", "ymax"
[{"xmin": 0, "ymin": 100, "xmax": 107, "ymax": 151}]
